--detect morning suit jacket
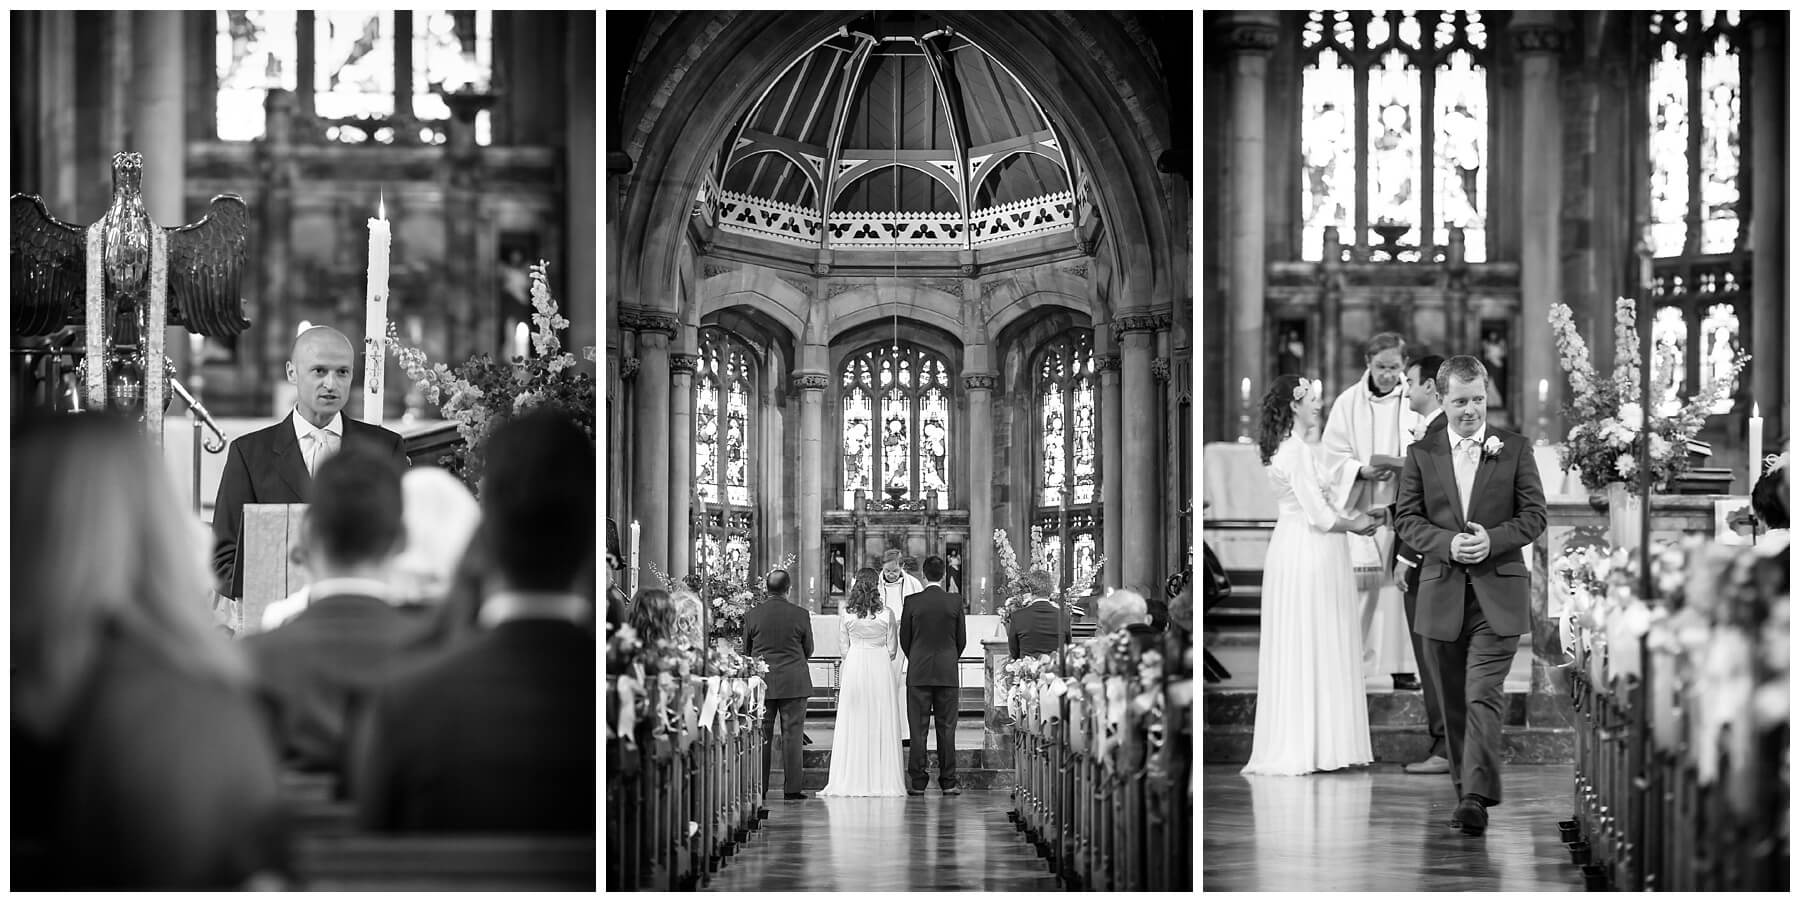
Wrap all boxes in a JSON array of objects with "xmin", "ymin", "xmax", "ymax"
[
  {"xmin": 211, "ymin": 413, "xmax": 407, "ymax": 599},
  {"xmin": 1391, "ymin": 411, "xmax": 1450, "ymax": 571},
  {"xmin": 354, "ymin": 619, "xmax": 597, "ymax": 834},
  {"xmin": 1394, "ymin": 425, "xmax": 1547, "ymax": 642},
  {"xmin": 900, "ymin": 585, "xmax": 966, "ymax": 686},
  {"xmin": 1007, "ymin": 600, "xmax": 1068, "ymax": 659},
  {"xmin": 744, "ymin": 596, "xmax": 814, "ymax": 699},
  {"xmin": 242, "ymin": 593, "xmax": 433, "ymax": 773}
]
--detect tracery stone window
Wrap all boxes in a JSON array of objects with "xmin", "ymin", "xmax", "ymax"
[
  {"xmin": 1034, "ymin": 330, "xmax": 1102, "ymax": 593},
  {"xmin": 215, "ymin": 10, "xmax": 492, "ymax": 145},
  {"xmin": 1298, "ymin": 10, "xmax": 1490, "ymax": 263},
  {"xmin": 840, "ymin": 342, "xmax": 952, "ymax": 509},
  {"xmin": 692, "ymin": 329, "xmax": 755, "ymax": 584}
]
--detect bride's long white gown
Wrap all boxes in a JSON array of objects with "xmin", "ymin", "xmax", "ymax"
[{"xmin": 820, "ymin": 609, "xmax": 909, "ymax": 797}]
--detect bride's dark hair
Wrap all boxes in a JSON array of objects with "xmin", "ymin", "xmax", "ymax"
[
  {"xmin": 845, "ymin": 572, "xmax": 883, "ymax": 619},
  {"xmin": 1258, "ymin": 373, "xmax": 1306, "ymax": 465}
]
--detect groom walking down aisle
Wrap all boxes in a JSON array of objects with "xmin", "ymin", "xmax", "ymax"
[
  {"xmin": 1394, "ymin": 356, "xmax": 1546, "ymax": 837},
  {"xmin": 900, "ymin": 556, "xmax": 966, "ymax": 796}
]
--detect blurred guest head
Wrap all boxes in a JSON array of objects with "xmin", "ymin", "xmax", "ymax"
[
  {"xmin": 1753, "ymin": 459, "xmax": 1789, "ymax": 530},
  {"xmin": 302, "ymin": 444, "xmax": 406, "ymax": 580},
  {"xmin": 1098, "ymin": 587, "xmax": 1151, "ymax": 633},
  {"xmin": 629, "ymin": 588, "xmax": 677, "ymax": 644},
  {"xmin": 669, "ymin": 588, "xmax": 703, "ymax": 648},
  {"xmin": 479, "ymin": 410, "xmax": 596, "ymax": 594},
  {"xmin": 13, "ymin": 413, "xmax": 246, "ymax": 736},
  {"xmin": 1023, "ymin": 569, "xmax": 1056, "ymax": 600},
  {"xmin": 391, "ymin": 467, "xmax": 481, "ymax": 605}
]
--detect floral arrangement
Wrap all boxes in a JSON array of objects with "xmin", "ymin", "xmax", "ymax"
[
  {"xmin": 994, "ymin": 653, "xmax": 1057, "ymax": 714},
  {"xmin": 644, "ymin": 552, "xmax": 798, "ymax": 640},
  {"xmin": 993, "ymin": 527, "xmax": 1106, "ymax": 623},
  {"xmin": 1550, "ymin": 298, "xmax": 1747, "ymax": 491},
  {"xmin": 391, "ymin": 261, "xmax": 596, "ymax": 489}
]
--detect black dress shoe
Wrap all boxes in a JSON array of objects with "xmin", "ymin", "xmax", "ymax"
[
  {"xmin": 1392, "ymin": 673, "xmax": 1421, "ymax": 691},
  {"xmin": 1452, "ymin": 795, "xmax": 1488, "ymax": 835},
  {"xmin": 942, "ymin": 787, "xmax": 962, "ymax": 796},
  {"xmin": 784, "ymin": 792, "xmax": 811, "ymax": 800},
  {"xmin": 906, "ymin": 789, "xmax": 925, "ymax": 796}
]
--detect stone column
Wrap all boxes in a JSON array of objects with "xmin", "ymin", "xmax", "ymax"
[
  {"xmin": 131, "ymin": 12, "xmax": 185, "ymax": 224},
  {"xmin": 1115, "ymin": 313, "xmax": 1161, "ymax": 592},
  {"xmin": 565, "ymin": 14, "xmax": 598, "ymax": 357},
  {"xmin": 668, "ymin": 352, "xmax": 700, "ymax": 579},
  {"xmin": 1098, "ymin": 353, "xmax": 1123, "ymax": 589},
  {"xmin": 1152, "ymin": 350, "xmax": 1174, "ymax": 583},
  {"xmin": 1223, "ymin": 13, "xmax": 1278, "ymax": 433},
  {"xmin": 1750, "ymin": 15, "xmax": 1785, "ymax": 442},
  {"xmin": 795, "ymin": 370, "xmax": 829, "ymax": 614},
  {"xmin": 630, "ymin": 310, "xmax": 679, "ymax": 578},
  {"xmin": 964, "ymin": 372, "xmax": 997, "ymax": 613},
  {"xmin": 1512, "ymin": 13, "xmax": 1563, "ymax": 434}
]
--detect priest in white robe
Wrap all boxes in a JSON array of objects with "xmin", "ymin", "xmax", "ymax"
[
  {"xmin": 1322, "ymin": 332, "xmax": 1421, "ymax": 690},
  {"xmin": 877, "ymin": 549, "xmax": 924, "ymax": 741}
]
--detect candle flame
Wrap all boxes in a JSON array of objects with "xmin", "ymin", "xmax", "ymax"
[
  {"xmin": 378, "ymin": 192, "xmax": 386, "ymax": 221},
  {"xmin": 1752, "ymin": 402, "xmax": 1760, "ymax": 418}
]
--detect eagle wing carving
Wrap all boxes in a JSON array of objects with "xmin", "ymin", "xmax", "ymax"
[
  {"xmin": 10, "ymin": 194, "xmax": 87, "ymax": 337},
  {"xmin": 166, "ymin": 194, "xmax": 252, "ymax": 337}
]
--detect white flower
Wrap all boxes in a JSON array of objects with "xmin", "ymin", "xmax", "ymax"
[
  {"xmin": 1647, "ymin": 434, "xmax": 1669, "ymax": 461},
  {"xmin": 1616, "ymin": 453, "xmax": 1638, "ymax": 477},
  {"xmin": 1618, "ymin": 402, "xmax": 1644, "ymax": 431},
  {"xmin": 1482, "ymin": 436, "xmax": 1504, "ymax": 459}
]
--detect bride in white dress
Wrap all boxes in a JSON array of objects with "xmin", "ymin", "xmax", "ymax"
[
  {"xmin": 821, "ymin": 574, "xmax": 909, "ymax": 797},
  {"xmin": 1242, "ymin": 375, "xmax": 1379, "ymax": 776}
]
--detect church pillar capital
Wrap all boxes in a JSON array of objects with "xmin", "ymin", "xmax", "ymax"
[
  {"xmin": 792, "ymin": 371, "xmax": 830, "ymax": 392},
  {"xmin": 1151, "ymin": 357, "xmax": 1171, "ymax": 384},
  {"xmin": 670, "ymin": 352, "xmax": 701, "ymax": 376},
  {"xmin": 1217, "ymin": 14, "xmax": 1279, "ymax": 56},
  {"xmin": 1095, "ymin": 354, "xmax": 1122, "ymax": 376},
  {"xmin": 962, "ymin": 373, "xmax": 997, "ymax": 392},
  {"xmin": 1508, "ymin": 19, "xmax": 1566, "ymax": 56},
  {"xmin": 1109, "ymin": 311, "xmax": 1168, "ymax": 344}
]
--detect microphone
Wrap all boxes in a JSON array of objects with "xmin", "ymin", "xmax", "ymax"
[{"xmin": 164, "ymin": 357, "xmax": 228, "ymax": 452}]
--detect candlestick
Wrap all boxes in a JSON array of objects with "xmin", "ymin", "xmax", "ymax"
[
  {"xmin": 1749, "ymin": 402, "xmax": 1764, "ymax": 490},
  {"xmin": 363, "ymin": 196, "xmax": 391, "ymax": 426},
  {"xmin": 513, "ymin": 321, "xmax": 530, "ymax": 362},
  {"xmin": 628, "ymin": 519, "xmax": 641, "ymax": 598},
  {"xmin": 1536, "ymin": 378, "xmax": 1550, "ymax": 446},
  {"xmin": 1237, "ymin": 376, "xmax": 1254, "ymax": 443}
]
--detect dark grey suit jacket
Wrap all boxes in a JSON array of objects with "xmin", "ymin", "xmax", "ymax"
[
  {"xmin": 210, "ymin": 413, "xmax": 406, "ymax": 599},
  {"xmin": 900, "ymin": 585, "xmax": 966, "ymax": 686},
  {"xmin": 744, "ymin": 596, "xmax": 815, "ymax": 699}
]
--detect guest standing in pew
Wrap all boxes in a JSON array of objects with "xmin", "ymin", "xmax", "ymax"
[
  {"xmin": 13, "ymin": 413, "xmax": 286, "ymax": 889},
  {"xmin": 627, "ymin": 588, "xmax": 679, "ymax": 645},
  {"xmin": 244, "ymin": 446, "xmax": 432, "ymax": 777},
  {"xmin": 1241, "ymin": 375, "xmax": 1379, "ymax": 776},
  {"xmin": 354, "ymin": 410, "xmax": 597, "ymax": 833},
  {"xmin": 746, "ymin": 568, "xmax": 816, "ymax": 800},
  {"xmin": 1006, "ymin": 569, "xmax": 1068, "ymax": 660},
  {"xmin": 211, "ymin": 325, "xmax": 407, "ymax": 605},
  {"xmin": 1098, "ymin": 586, "xmax": 1161, "ymax": 657}
]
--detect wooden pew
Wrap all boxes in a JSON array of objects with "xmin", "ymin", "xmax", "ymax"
[{"xmin": 289, "ymin": 834, "xmax": 595, "ymax": 890}]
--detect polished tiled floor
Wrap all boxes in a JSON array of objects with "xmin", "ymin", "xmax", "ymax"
[
  {"xmin": 704, "ymin": 790, "xmax": 1060, "ymax": 892},
  {"xmin": 1202, "ymin": 764, "xmax": 1583, "ymax": 892}
]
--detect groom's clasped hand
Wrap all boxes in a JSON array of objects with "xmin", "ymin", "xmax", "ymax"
[{"xmin": 1450, "ymin": 521, "xmax": 1490, "ymax": 565}]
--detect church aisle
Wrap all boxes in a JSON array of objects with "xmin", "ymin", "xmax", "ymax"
[
  {"xmin": 705, "ymin": 791, "xmax": 1061, "ymax": 892},
  {"xmin": 1203, "ymin": 764, "xmax": 1583, "ymax": 892}
]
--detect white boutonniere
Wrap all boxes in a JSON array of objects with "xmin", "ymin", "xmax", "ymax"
[{"xmin": 1482, "ymin": 436, "xmax": 1504, "ymax": 460}]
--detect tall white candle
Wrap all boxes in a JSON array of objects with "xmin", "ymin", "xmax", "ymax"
[
  {"xmin": 1241, "ymin": 377, "xmax": 1251, "ymax": 407},
  {"xmin": 363, "ymin": 197, "xmax": 391, "ymax": 426},
  {"xmin": 1538, "ymin": 378, "xmax": 1548, "ymax": 406},
  {"xmin": 1749, "ymin": 402, "xmax": 1764, "ymax": 488},
  {"xmin": 628, "ymin": 519, "xmax": 641, "ymax": 597},
  {"xmin": 514, "ymin": 321, "xmax": 530, "ymax": 361}
]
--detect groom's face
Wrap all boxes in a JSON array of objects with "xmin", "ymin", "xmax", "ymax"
[{"xmin": 1442, "ymin": 375, "xmax": 1487, "ymax": 438}]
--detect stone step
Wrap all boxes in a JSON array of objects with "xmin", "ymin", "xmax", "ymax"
[
  {"xmin": 1203, "ymin": 723, "xmax": 1575, "ymax": 766},
  {"xmin": 770, "ymin": 768, "xmax": 1017, "ymax": 792}
]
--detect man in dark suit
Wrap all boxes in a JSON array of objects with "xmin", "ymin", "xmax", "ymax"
[
  {"xmin": 353, "ymin": 410, "xmax": 596, "ymax": 835},
  {"xmin": 900, "ymin": 555, "xmax": 966, "ymax": 795},
  {"xmin": 211, "ymin": 326, "xmax": 407, "ymax": 600},
  {"xmin": 1392, "ymin": 354, "xmax": 1451, "ymax": 775},
  {"xmin": 745, "ymin": 569, "xmax": 814, "ymax": 800},
  {"xmin": 1006, "ymin": 570, "xmax": 1067, "ymax": 659},
  {"xmin": 244, "ymin": 445, "xmax": 427, "ymax": 776},
  {"xmin": 1395, "ymin": 355, "xmax": 1546, "ymax": 836}
]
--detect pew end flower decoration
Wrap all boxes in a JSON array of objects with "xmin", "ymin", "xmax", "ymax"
[
  {"xmin": 1550, "ymin": 298, "xmax": 1747, "ymax": 492},
  {"xmin": 391, "ymin": 260, "xmax": 596, "ymax": 490}
]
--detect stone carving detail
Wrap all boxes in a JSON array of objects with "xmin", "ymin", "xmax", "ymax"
[
  {"xmin": 669, "ymin": 353, "xmax": 701, "ymax": 376},
  {"xmin": 1110, "ymin": 312, "xmax": 1168, "ymax": 343},
  {"xmin": 962, "ymin": 373, "xmax": 997, "ymax": 392},
  {"xmin": 1094, "ymin": 354, "xmax": 1122, "ymax": 374},
  {"xmin": 620, "ymin": 357, "xmax": 640, "ymax": 381},
  {"xmin": 778, "ymin": 275, "xmax": 814, "ymax": 297},
  {"xmin": 702, "ymin": 261, "xmax": 735, "ymax": 278},
  {"xmin": 1223, "ymin": 22, "xmax": 1279, "ymax": 54},
  {"xmin": 1510, "ymin": 24, "xmax": 1565, "ymax": 55},
  {"xmin": 792, "ymin": 372, "xmax": 830, "ymax": 391},
  {"xmin": 1151, "ymin": 357, "xmax": 1171, "ymax": 383},
  {"xmin": 920, "ymin": 279, "xmax": 965, "ymax": 299},
  {"xmin": 979, "ymin": 278, "xmax": 1011, "ymax": 301},
  {"xmin": 812, "ymin": 262, "xmax": 831, "ymax": 276},
  {"xmin": 630, "ymin": 310, "xmax": 681, "ymax": 338},
  {"xmin": 825, "ymin": 280, "xmax": 868, "ymax": 300},
  {"xmin": 1063, "ymin": 261, "xmax": 1089, "ymax": 279}
]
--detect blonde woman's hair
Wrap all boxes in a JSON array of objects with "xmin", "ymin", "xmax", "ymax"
[
  {"xmin": 12, "ymin": 414, "xmax": 249, "ymax": 738},
  {"xmin": 391, "ymin": 466, "xmax": 482, "ymax": 605}
]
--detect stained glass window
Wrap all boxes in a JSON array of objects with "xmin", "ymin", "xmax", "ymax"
[
  {"xmin": 840, "ymin": 343, "xmax": 952, "ymax": 508},
  {"xmin": 696, "ymin": 360, "xmax": 720, "ymax": 503},
  {"xmin": 315, "ymin": 12, "xmax": 396, "ymax": 124},
  {"xmin": 723, "ymin": 535, "xmax": 752, "ymax": 585},
  {"xmin": 1648, "ymin": 11, "xmax": 1743, "ymax": 257},
  {"xmin": 695, "ymin": 330, "xmax": 754, "ymax": 507},
  {"xmin": 1299, "ymin": 10, "xmax": 1489, "ymax": 262},
  {"xmin": 217, "ymin": 11, "xmax": 298, "ymax": 141},
  {"xmin": 1071, "ymin": 533, "xmax": 1098, "ymax": 597},
  {"xmin": 1651, "ymin": 306, "xmax": 1687, "ymax": 417},
  {"xmin": 1035, "ymin": 330, "xmax": 1103, "ymax": 591},
  {"xmin": 414, "ymin": 11, "xmax": 493, "ymax": 146},
  {"xmin": 1700, "ymin": 302, "xmax": 1741, "ymax": 414}
]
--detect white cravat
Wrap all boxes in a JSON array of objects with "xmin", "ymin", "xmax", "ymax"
[{"xmin": 1452, "ymin": 430, "xmax": 1484, "ymax": 518}]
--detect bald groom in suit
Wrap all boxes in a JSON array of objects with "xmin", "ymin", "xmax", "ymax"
[{"xmin": 212, "ymin": 326, "xmax": 407, "ymax": 601}]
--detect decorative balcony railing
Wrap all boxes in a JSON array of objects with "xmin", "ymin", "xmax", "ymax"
[{"xmin": 710, "ymin": 189, "xmax": 1076, "ymax": 251}]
